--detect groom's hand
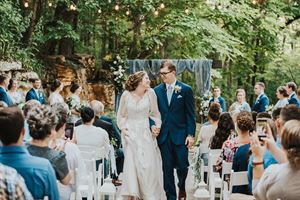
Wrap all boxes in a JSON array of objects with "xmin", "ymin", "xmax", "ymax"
[{"xmin": 185, "ymin": 136, "xmax": 194, "ymax": 149}]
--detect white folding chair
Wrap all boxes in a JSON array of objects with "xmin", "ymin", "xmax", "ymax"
[
  {"xmin": 214, "ymin": 161, "xmax": 232, "ymax": 200},
  {"xmin": 74, "ymin": 168, "xmax": 93, "ymax": 200},
  {"xmin": 223, "ymin": 170, "xmax": 248, "ymax": 200},
  {"xmin": 204, "ymin": 148, "xmax": 222, "ymax": 183}
]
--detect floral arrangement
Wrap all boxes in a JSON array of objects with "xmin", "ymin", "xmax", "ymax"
[
  {"xmin": 174, "ymin": 85, "xmax": 182, "ymax": 93},
  {"xmin": 103, "ymin": 54, "xmax": 128, "ymax": 92},
  {"xmin": 199, "ymin": 90, "xmax": 212, "ymax": 117},
  {"xmin": 66, "ymin": 98, "xmax": 89, "ymax": 113},
  {"xmin": 266, "ymin": 104, "xmax": 274, "ymax": 115}
]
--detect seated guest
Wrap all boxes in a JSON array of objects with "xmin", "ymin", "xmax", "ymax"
[
  {"xmin": 50, "ymin": 103, "xmax": 86, "ymax": 200},
  {"xmin": 252, "ymin": 120, "xmax": 300, "ymax": 200},
  {"xmin": 252, "ymin": 82, "xmax": 269, "ymax": 113},
  {"xmin": 228, "ymin": 89, "xmax": 251, "ymax": 115},
  {"xmin": 209, "ymin": 86, "xmax": 226, "ymax": 112},
  {"xmin": 26, "ymin": 104, "xmax": 71, "ymax": 185},
  {"xmin": 48, "ymin": 79, "xmax": 64, "ymax": 106},
  {"xmin": 22, "ymin": 99, "xmax": 41, "ymax": 142},
  {"xmin": 209, "ymin": 112, "xmax": 234, "ymax": 150},
  {"xmin": 273, "ymin": 86, "xmax": 289, "ymax": 110},
  {"xmin": 0, "ymin": 163, "xmax": 33, "ymax": 199},
  {"xmin": 73, "ymin": 106, "xmax": 110, "ymax": 155},
  {"xmin": 0, "ymin": 74, "xmax": 13, "ymax": 106},
  {"xmin": 216, "ymin": 111, "xmax": 254, "ymax": 171},
  {"xmin": 198, "ymin": 103, "xmax": 221, "ymax": 165},
  {"xmin": 286, "ymin": 81, "xmax": 300, "ymax": 107},
  {"xmin": 0, "ymin": 107, "xmax": 59, "ymax": 199},
  {"xmin": 25, "ymin": 78, "xmax": 45, "ymax": 104}
]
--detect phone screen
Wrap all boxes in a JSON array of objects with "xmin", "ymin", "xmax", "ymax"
[
  {"xmin": 256, "ymin": 118, "xmax": 268, "ymax": 139},
  {"xmin": 65, "ymin": 123, "xmax": 74, "ymax": 139}
]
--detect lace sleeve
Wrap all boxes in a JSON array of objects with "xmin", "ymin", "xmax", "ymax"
[
  {"xmin": 148, "ymin": 89, "xmax": 162, "ymax": 128},
  {"xmin": 117, "ymin": 90, "xmax": 129, "ymax": 130}
]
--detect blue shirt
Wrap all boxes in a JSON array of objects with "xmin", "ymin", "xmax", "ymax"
[
  {"xmin": 0, "ymin": 146, "xmax": 60, "ymax": 200},
  {"xmin": 247, "ymin": 139, "xmax": 282, "ymax": 194}
]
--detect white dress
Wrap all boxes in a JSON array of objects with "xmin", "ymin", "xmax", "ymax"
[
  {"xmin": 48, "ymin": 91, "xmax": 64, "ymax": 105},
  {"xmin": 117, "ymin": 89, "xmax": 166, "ymax": 200}
]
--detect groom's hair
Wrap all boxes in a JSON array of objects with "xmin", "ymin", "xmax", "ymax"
[{"xmin": 160, "ymin": 60, "xmax": 176, "ymax": 72}]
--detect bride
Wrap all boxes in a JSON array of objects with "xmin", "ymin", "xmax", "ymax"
[{"xmin": 117, "ymin": 71, "xmax": 166, "ymax": 200}]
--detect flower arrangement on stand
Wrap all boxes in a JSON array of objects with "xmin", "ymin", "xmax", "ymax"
[{"xmin": 199, "ymin": 90, "xmax": 212, "ymax": 123}]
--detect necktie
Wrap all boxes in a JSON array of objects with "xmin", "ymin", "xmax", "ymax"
[{"xmin": 167, "ymin": 85, "xmax": 173, "ymax": 105}]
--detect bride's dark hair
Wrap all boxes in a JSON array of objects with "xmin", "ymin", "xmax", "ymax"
[{"xmin": 125, "ymin": 71, "xmax": 146, "ymax": 91}]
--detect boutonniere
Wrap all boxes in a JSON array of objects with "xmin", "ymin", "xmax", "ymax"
[{"xmin": 174, "ymin": 85, "xmax": 182, "ymax": 93}]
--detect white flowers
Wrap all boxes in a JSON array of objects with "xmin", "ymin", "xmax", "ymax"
[{"xmin": 174, "ymin": 85, "xmax": 182, "ymax": 93}]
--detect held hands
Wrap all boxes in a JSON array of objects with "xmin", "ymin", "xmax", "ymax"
[
  {"xmin": 185, "ymin": 136, "xmax": 194, "ymax": 149},
  {"xmin": 151, "ymin": 125, "xmax": 160, "ymax": 137}
]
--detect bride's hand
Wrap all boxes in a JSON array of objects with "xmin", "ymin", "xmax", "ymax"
[{"xmin": 151, "ymin": 126, "xmax": 160, "ymax": 137}]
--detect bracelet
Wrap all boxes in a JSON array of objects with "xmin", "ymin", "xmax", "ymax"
[{"xmin": 252, "ymin": 161, "xmax": 264, "ymax": 166}]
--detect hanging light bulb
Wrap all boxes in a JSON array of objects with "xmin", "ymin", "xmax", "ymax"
[
  {"xmin": 154, "ymin": 10, "xmax": 159, "ymax": 16},
  {"xmin": 114, "ymin": 4, "xmax": 120, "ymax": 11},
  {"xmin": 24, "ymin": 1, "xmax": 29, "ymax": 7},
  {"xmin": 70, "ymin": 4, "xmax": 76, "ymax": 11},
  {"xmin": 217, "ymin": 3, "xmax": 222, "ymax": 10},
  {"xmin": 160, "ymin": 3, "xmax": 165, "ymax": 9},
  {"xmin": 48, "ymin": 2, "xmax": 52, "ymax": 7},
  {"xmin": 252, "ymin": 0, "xmax": 258, "ymax": 5},
  {"xmin": 98, "ymin": 9, "xmax": 102, "ymax": 14},
  {"xmin": 184, "ymin": 8, "xmax": 189, "ymax": 14},
  {"xmin": 126, "ymin": 10, "xmax": 130, "ymax": 15}
]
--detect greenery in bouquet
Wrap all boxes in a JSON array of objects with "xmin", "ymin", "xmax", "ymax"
[
  {"xmin": 103, "ymin": 54, "xmax": 128, "ymax": 92},
  {"xmin": 199, "ymin": 90, "xmax": 212, "ymax": 117},
  {"xmin": 66, "ymin": 98, "xmax": 89, "ymax": 113}
]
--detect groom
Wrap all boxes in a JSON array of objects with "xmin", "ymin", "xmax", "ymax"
[{"xmin": 152, "ymin": 61, "xmax": 196, "ymax": 200}]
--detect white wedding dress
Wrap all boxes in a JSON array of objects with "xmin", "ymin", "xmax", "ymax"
[{"xmin": 117, "ymin": 89, "xmax": 166, "ymax": 200}]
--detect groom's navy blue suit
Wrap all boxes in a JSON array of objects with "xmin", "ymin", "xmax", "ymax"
[{"xmin": 154, "ymin": 81, "xmax": 196, "ymax": 200}]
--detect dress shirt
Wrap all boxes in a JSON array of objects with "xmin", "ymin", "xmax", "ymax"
[
  {"xmin": 0, "ymin": 146, "xmax": 59, "ymax": 200},
  {"xmin": 166, "ymin": 80, "xmax": 176, "ymax": 93}
]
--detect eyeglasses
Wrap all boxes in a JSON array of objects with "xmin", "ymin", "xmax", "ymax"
[{"xmin": 159, "ymin": 71, "xmax": 172, "ymax": 76}]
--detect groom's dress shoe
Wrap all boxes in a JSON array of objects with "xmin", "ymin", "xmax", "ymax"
[{"xmin": 178, "ymin": 189, "xmax": 186, "ymax": 200}]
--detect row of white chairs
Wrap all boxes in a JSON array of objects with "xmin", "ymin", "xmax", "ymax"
[{"xmin": 203, "ymin": 149, "xmax": 249, "ymax": 200}]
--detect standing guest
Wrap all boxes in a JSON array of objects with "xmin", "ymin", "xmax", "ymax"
[
  {"xmin": 154, "ymin": 61, "xmax": 196, "ymax": 200},
  {"xmin": 252, "ymin": 82, "xmax": 269, "ymax": 113},
  {"xmin": 251, "ymin": 120, "xmax": 300, "ymax": 200},
  {"xmin": 0, "ymin": 163, "xmax": 33, "ymax": 200},
  {"xmin": 297, "ymin": 88, "xmax": 300, "ymax": 100},
  {"xmin": 0, "ymin": 74, "xmax": 13, "ymax": 106},
  {"xmin": 209, "ymin": 112, "xmax": 235, "ymax": 150},
  {"xmin": 273, "ymin": 86, "xmax": 289, "ymax": 110},
  {"xmin": 25, "ymin": 78, "xmax": 45, "ymax": 104},
  {"xmin": 67, "ymin": 82, "xmax": 82, "ymax": 123},
  {"xmin": 229, "ymin": 89, "xmax": 251, "ymax": 115},
  {"xmin": 8, "ymin": 79, "xmax": 23, "ymax": 105},
  {"xmin": 198, "ymin": 103, "xmax": 220, "ymax": 165},
  {"xmin": 286, "ymin": 81, "xmax": 300, "ymax": 107},
  {"xmin": 48, "ymin": 79, "xmax": 64, "ymax": 106},
  {"xmin": 0, "ymin": 107, "xmax": 59, "ymax": 200},
  {"xmin": 50, "ymin": 103, "xmax": 86, "ymax": 200},
  {"xmin": 26, "ymin": 104, "xmax": 71, "ymax": 186},
  {"xmin": 209, "ymin": 86, "xmax": 226, "ymax": 112}
]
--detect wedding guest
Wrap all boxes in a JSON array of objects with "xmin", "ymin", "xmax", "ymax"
[
  {"xmin": 73, "ymin": 106, "xmax": 110, "ymax": 155},
  {"xmin": 198, "ymin": 103, "xmax": 221, "ymax": 165},
  {"xmin": 0, "ymin": 74, "xmax": 13, "ymax": 106},
  {"xmin": 286, "ymin": 81, "xmax": 300, "ymax": 107},
  {"xmin": 216, "ymin": 111, "xmax": 254, "ymax": 171},
  {"xmin": 0, "ymin": 163, "xmax": 33, "ymax": 199},
  {"xmin": 67, "ymin": 82, "xmax": 82, "ymax": 123},
  {"xmin": 209, "ymin": 112, "xmax": 235, "ymax": 150},
  {"xmin": 8, "ymin": 79, "xmax": 23, "ymax": 105},
  {"xmin": 0, "ymin": 107, "xmax": 59, "ymax": 200},
  {"xmin": 209, "ymin": 86, "xmax": 226, "ymax": 112},
  {"xmin": 297, "ymin": 88, "xmax": 300, "ymax": 100},
  {"xmin": 48, "ymin": 79, "xmax": 64, "ymax": 106},
  {"xmin": 228, "ymin": 89, "xmax": 251, "ymax": 115},
  {"xmin": 252, "ymin": 82, "xmax": 269, "ymax": 113},
  {"xmin": 252, "ymin": 120, "xmax": 300, "ymax": 200},
  {"xmin": 22, "ymin": 99, "xmax": 41, "ymax": 142},
  {"xmin": 50, "ymin": 103, "xmax": 86, "ymax": 200},
  {"xmin": 26, "ymin": 104, "xmax": 71, "ymax": 185},
  {"xmin": 25, "ymin": 78, "xmax": 45, "ymax": 104},
  {"xmin": 273, "ymin": 86, "xmax": 289, "ymax": 110}
]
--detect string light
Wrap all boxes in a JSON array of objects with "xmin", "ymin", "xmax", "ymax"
[
  {"xmin": 70, "ymin": 3, "xmax": 76, "ymax": 11},
  {"xmin": 98, "ymin": 9, "xmax": 102, "ymax": 14},
  {"xmin": 114, "ymin": 4, "xmax": 120, "ymax": 11},
  {"xmin": 126, "ymin": 10, "xmax": 130, "ymax": 15},
  {"xmin": 48, "ymin": 2, "xmax": 52, "ymax": 7},
  {"xmin": 160, "ymin": 3, "xmax": 165, "ymax": 9},
  {"xmin": 24, "ymin": 1, "xmax": 29, "ymax": 8},
  {"xmin": 184, "ymin": 8, "xmax": 189, "ymax": 14},
  {"xmin": 252, "ymin": 0, "xmax": 258, "ymax": 5},
  {"xmin": 154, "ymin": 10, "xmax": 159, "ymax": 16}
]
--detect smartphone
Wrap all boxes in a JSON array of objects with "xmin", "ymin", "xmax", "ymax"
[
  {"xmin": 65, "ymin": 122, "xmax": 74, "ymax": 139},
  {"xmin": 256, "ymin": 118, "xmax": 268, "ymax": 140}
]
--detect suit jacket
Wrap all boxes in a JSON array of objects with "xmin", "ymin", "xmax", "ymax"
[
  {"xmin": 154, "ymin": 81, "xmax": 196, "ymax": 145},
  {"xmin": 25, "ymin": 88, "xmax": 45, "ymax": 104},
  {"xmin": 75, "ymin": 116, "xmax": 121, "ymax": 148},
  {"xmin": 209, "ymin": 96, "xmax": 226, "ymax": 112},
  {"xmin": 288, "ymin": 93, "xmax": 300, "ymax": 107},
  {"xmin": 0, "ymin": 87, "xmax": 13, "ymax": 106},
  {"xmin": 252, "ymin": 93, "xmax": 269, "ymax": 113}
]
